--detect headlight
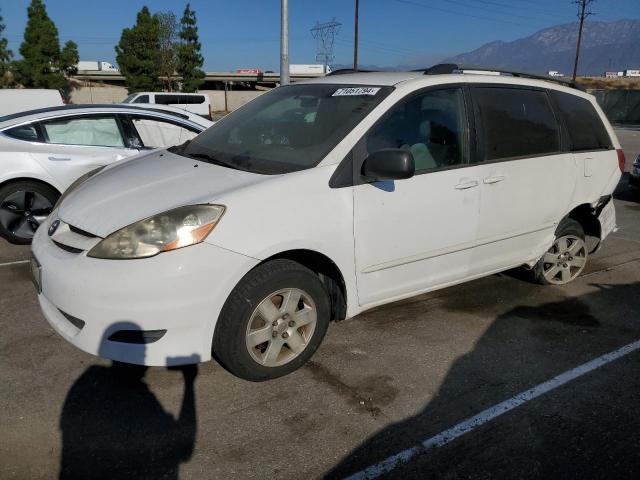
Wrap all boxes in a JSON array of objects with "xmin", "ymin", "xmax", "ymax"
[
  {"xmin": 55, "ymin": 166, "xmax": 105, "ymax": 209},
  {"xmin": 87, "ymin": 205, "xmax": 225, "ymax": 259}
]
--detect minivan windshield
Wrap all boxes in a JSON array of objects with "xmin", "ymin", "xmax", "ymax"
[{"xmin": 175, "ymin": 84, "xmax": 392, "ymax": 174}]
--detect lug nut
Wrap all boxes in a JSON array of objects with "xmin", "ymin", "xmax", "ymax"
[
  {"xmin": 283, "ymin": 313, "xmax": 290, "ymax": 320},
  {"xmin": 282, "ymin": 332, "xmax": 289, "ymax": 339},
  {"xmin": 288, "ymin": 320, "xmax": 295, "ymax": 327},
  {"xmin": 563, "ymin": 263, "xmax": 568, "ymax": 268},
  {"xmin": 272, "ymin": 320, "xmax": 278, "ymax": 326},
  {"xmin": 272, "ymin": 331, "xmax": 278, "ymax": 338}
]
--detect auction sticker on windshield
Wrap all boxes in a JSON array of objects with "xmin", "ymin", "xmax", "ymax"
[{"xmin": 332, "ymin": 87, "xmax": 381, "ymax": 96}]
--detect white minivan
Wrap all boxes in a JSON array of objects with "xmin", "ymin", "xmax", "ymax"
[
  {"xmin": 122, "ymin": 92, "xmax": 211, "ymax": 119},
  {"xmin": 32, "ymin": 66, "xmax": 624, "ymax": 381},
  {"xmin": 0, "ymin": 89, "xmax": 64, "ymax": 116}
]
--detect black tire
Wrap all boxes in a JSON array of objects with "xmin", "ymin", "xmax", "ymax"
[
  {"xmin": 213, "ymin": 259, "xmax": 331, "ymax": 381},
  {"xmin": 532, "ymin": 218, "xmax": 586, "ymax": 285},
  {"xmin": 0, "ymin": 181, "xmax": 59, "ymax": 245}
]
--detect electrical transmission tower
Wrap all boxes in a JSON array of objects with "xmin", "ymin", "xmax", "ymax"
[
  {"xmin": 572, "ymin": 0, "xmax": 595, "ymax": 81},
  {"xmin": 311, "ymin": 18, "xmax": 342, "ymax": 67}
]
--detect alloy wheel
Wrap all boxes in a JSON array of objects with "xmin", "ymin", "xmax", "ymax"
[
  {"xmin": 245, "ymin": 288, "xmax": 317, "ymax": 367},
  {"xmin": 0, "ymin": 190, "xmax": 53, "ymax": 240},
  {"xmin": 541, "ymin": 235, "xmax": 587, "ymax": 285}
]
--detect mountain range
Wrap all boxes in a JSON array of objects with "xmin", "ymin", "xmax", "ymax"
[
  {"xmin": 338, "ymin": 19, "xmax": 640, "ymax": 75},
  {"xmin": 443, "ymin": 20, "xmax": 640, "ymax": 75}
]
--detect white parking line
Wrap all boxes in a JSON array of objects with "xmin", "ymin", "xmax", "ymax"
[
  {"xmin": 0, "ymin": 260, "xmax": 29, "ymax": 268},
  {"xmin": 345, "ymin": 339, "xmax": 640, "ymax": 480}
]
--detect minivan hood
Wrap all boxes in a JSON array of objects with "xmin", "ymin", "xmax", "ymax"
[{"xmin": 58, "ymin": 150, "xmax": 266, "ymax": 238}]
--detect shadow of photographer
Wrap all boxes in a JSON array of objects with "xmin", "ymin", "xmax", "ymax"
[{"xmin": 59, "ymin": 322, "xmax": 199, "ymax": 480}]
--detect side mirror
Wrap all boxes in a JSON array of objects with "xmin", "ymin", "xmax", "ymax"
[{"xmin": 361, "ymin": 148, "xmax": 415, "ymax": 181}]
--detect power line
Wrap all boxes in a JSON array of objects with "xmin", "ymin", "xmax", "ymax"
[
  {"xmin": 394, "ymin": 0, "xmax": 541, "ymax": 28},
  {"xmin": 434, "ymin": 0, "xmax": 562, "ymax": 23}
]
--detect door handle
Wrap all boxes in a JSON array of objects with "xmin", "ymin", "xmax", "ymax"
[
  {"xmin": 455, "ymin": 180, "xmax": 479, "ymax": 190},
  {"xmin": 48, "ymin": 156, "xmax": 71, "ymax": 161},
  {"xmin": 483, "ymin": 175, "xmax": 506, "ymax": 184}
]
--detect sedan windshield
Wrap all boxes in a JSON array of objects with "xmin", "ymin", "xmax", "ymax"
[{"xmin": 176, "ymin": 84, "xmax": 392, "ymax": 174}]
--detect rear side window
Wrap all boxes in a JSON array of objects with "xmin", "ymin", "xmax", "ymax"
[
  {"xmin": 155, "ymin": 95, "xmax": 205, "ymax": 105},
  {"xmin": 551, "ymin": 91, "xmax": 612, "ymax": 151},
  {"xmin": 474, "ymin": 87, "xmax": 560, "ymax": 161},
  {"xmin": 133, "ymin": 95, "xmax": 149, "ymax": 104},
  {"xmin": 4, "ymin": 124, "xmax": 40, "ymax": 142}
]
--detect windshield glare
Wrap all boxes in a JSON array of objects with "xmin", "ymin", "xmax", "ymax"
[{"xmin": 180, "ymin": 84, "xmax": 392, "ymax": 174}]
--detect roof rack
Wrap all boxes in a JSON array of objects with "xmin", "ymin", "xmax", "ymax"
[
  {"xmin": 422, "ymin": 63, "xmax": 581, "ymax": 89},
  {"xmin": 326, "ymin": 68, "xmax": 375, "ymax": 76}
]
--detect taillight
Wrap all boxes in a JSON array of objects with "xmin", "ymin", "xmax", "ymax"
[{"xmin": 616, "ymin": 149, "xmax": 626, "ymax": 173}]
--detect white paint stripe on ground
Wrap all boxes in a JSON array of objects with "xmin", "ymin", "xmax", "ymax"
[
  {"xmin": 0, "ymin": 260, "xmax": 29, "ymax": 268},
  {"xmin": 346, "ymin": 339, "xmax": 640, "ymax": 480}
]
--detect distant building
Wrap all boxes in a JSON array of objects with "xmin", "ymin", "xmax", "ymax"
[
  {"xmin": 625, "ymin": 69, "xmax": 640, "ymax": 77},
  {"xmin": 604, "ymin": 71, "xmax": 619, "ymax": 78}
]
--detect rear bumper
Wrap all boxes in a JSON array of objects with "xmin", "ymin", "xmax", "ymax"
[{"xmin": 32, "ymin": 225, "xmax": 259, "ymax": 366}]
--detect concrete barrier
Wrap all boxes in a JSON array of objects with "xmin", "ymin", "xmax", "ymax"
[{"xmin": 69, "ymin": 85, "xmax": 267, "ymax": 111}]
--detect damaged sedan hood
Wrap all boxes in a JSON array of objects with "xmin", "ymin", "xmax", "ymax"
[{"xmin": 58, "ymin": 149, "xmax": 267, "ymax": 238}]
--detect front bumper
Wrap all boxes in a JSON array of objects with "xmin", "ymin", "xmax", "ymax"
[{"xmin": 31, "ymin": 225, "xmax": 259, "ymax": 366}]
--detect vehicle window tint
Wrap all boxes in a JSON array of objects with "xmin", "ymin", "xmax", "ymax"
[
  {"xmin": 133, "ymin": 95, "xmax": 149, "ymax": 104},
  {"xmin": 131, "ymin": 117, "xmax": 198, "ymax": 148},
  {"xmin": 42, "ymin": 116, "xmax": 124, "ymax": 147},
  {"xmin": 366, "ymin": 88, "xmax": 467, "ymax": 172},
  {"xmin": 474, "ymin": 87, "xmax": 560, "ymax": 161},
  {"xmin": 551, "ymin": 91, "xmax": 612, "ymax": 151},
  {"xmin": 5, "ymin": 124, "xmax": 40, "ymax": 142}
]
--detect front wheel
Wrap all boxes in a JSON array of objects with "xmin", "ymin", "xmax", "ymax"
[
  {"xmin": 213, "ymin": 259, "xmax": 330, "ymax": 381},
  {"xmin": 533, "ymin": 218, "xmax": 588, "ymax": 285},
  {"xmin": 0, "ymin": 181, "xmax": 59, "ymax": 244}
]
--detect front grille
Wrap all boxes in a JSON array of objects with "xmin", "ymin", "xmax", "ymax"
[
  {"xmin": 69, "ymin": 225, "xmax": 97, "ymax": 238},
  {"xmin": 52, "ymin": 240, "xmax": 83, "ymax": 254},
  {"xmin": 59, "ymin": 310, "xmax": 86, "ymax": 330}
]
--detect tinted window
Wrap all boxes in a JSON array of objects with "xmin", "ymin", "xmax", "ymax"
[
  {"xmin": 474, "ymin": 87, "xmax": 560, "ymax": 161},
  {"xmin": 5, "ymin": 124, "xmax": 40, "ymax": 142},
  {"xmin": 366, "ymin": 88, "xmax": 467, "ymax": 172},
  {"xmin": 155, "ymin": 95, "xmax": 205, "ymax": 105},
  {"xmin": 551, "ymin": 91, "xmax": 612, "ymax": 151},
  {"xmin": 130, "ymin": 116, "xmax": 198, "ymax": 148},
  {"xmin": 133, "ymin": 95, "xmax": 149, "ymax": 104},
  {"xmin": 42, "ymin": 116, "xmax": 124, "ymax": 147},
  {"xmin": 180, "ymin": 84, "xmax": 392, "ymax": 174}
]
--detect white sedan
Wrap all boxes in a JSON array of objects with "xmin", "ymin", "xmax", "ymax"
[{"xmin": 0, "ymin": 104, "xmax": 212, "ymax": 244}]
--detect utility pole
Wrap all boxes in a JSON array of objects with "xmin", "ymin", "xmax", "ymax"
[
  {"xmin": 354, "ymin": 0, "xmax": 359, "ymax": 71},
  {"xmin": 280, "ymin": 0, "xmax": 290, "ymax": 86},
  {"xmin": 572, "ymin": 0, "xmax": 594, "ymax": 81}
]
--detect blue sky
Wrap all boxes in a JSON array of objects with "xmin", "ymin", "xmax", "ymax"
[{"xmin": 1, "ymin": 0, "xmax": 638, "ymax": 70}]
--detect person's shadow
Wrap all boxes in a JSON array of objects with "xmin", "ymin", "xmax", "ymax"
[{"xmin": 59, "ymin": 322, "xmax": 199, "ymax": 480}]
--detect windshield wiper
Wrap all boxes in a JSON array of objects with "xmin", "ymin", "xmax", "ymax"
[{"xmin": 185, "ymin": 152, "xmax": 243, "ymax": 171}]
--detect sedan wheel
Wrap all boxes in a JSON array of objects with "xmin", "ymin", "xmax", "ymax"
[
  {"xmin": 541, "ymin": 235, "xmax": 587, "ymax": 285},
  {"xmin": 0, "ymin": 182, "xmax": 58, "ymax": 244}
]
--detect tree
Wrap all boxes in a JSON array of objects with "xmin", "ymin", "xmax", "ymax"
[
  {"xmin": 60, "ymin": 40, "xmax": 79, "ymax": 76},
  {"xmin": 115, "ymin": 6, "xmax": 162, "ymax": 93},
  {"xmin": 12, "ymin": 0, "xmax": 70, "ymax": 90},
  {"xmin": 156, "ymin": 11, "xmax": 178, "ymax": 92},
  {"xmin": 177, "ymin": 4, "xmax": 205, "ymax": 93},
  {"xmin": 0, "ymin": 9, "xmax": 13, "ymax": 87}
]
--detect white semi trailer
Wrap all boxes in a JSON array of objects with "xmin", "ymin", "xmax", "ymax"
[{"xmin": 76, "ymin": 61, "xmax": 119, "ymax": 72}]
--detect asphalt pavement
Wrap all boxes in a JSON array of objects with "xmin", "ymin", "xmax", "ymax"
[{"xmin": 1, "ymin": 129, "xmax": 639, "ymax": 479}]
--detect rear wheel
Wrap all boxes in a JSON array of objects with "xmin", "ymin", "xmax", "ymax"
[
  {"xmin": 0, "ymin": 181, "xmax": 59, "ymax": 244},
  {"xmin": 213, "ymin": 259, "xmax": 330, "ymax": 381},
  {"xmin": 533, "ymin": 218, "xmax": 587, "ymax": 285}
]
